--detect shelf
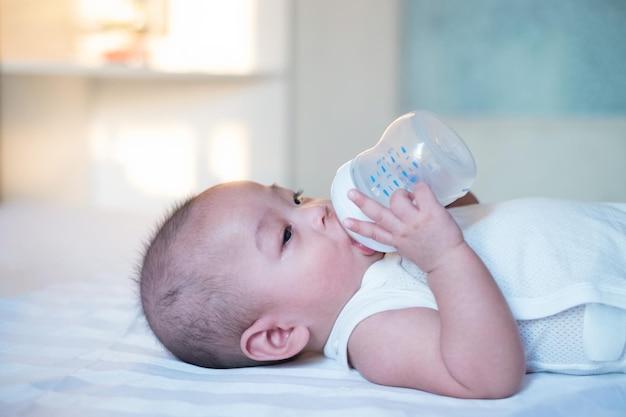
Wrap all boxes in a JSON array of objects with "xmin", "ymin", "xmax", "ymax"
[{"xmin": 0, "ymin": 60, "xmax": 284, "ymax": 81}]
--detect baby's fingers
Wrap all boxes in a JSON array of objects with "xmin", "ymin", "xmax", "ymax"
[
  {"xmin": 389, "ymin": 183, "xmax": 438, "ymax": 217},
  {"xmin": 343, "ymin": 217, "xmax": 393, "ymax": 245},
  {"xmin": 347, "ymin": 189, "xmax": 396, "ymax": 226}
]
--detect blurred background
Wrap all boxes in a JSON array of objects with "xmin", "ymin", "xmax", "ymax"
[{"xmin": 2, "ymin": 0, "xmax": 625, "ymax": 212}]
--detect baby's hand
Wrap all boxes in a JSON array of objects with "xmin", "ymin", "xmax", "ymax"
[{"xmin": 344, "ymin": 183, "xmax": 464, "ymax": 272}]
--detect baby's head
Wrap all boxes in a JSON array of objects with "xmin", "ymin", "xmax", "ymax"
[{"xmin": 140, "ymin": 181, "xmax": 382, "ymax": 369}]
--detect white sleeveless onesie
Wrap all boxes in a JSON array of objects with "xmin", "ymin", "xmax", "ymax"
[{"xmin": 324, "ymin": 198, "xmax": 626, "ymax": 374}]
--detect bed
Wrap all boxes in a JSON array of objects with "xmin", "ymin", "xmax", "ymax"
[{"xmin": 1, "ymin": 202, "xmax": 625, "ymax": 417}]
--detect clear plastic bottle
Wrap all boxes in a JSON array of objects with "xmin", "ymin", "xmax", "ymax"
[{"xmin": 331, "ymin": 110, "xmax": 476, "ymax": 252}]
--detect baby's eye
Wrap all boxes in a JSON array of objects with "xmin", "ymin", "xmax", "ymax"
[
  {"xmin": 282, "ymin": 226, "xmax": 293, "ymax": 246},
  {"xmin": 293, "ymin": 189, "xmax": 304, "ymax": 205}
]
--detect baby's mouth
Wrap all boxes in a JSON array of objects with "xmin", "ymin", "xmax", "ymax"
[
  {"xmin": 330, "ymin": 206, "xmax": 379, "ymax": 256},
  {"xmin": 350, "ymin": 236, "xmax": 378, "ymax": 256}
]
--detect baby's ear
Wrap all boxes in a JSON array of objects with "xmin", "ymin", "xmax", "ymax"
[{"xmin": 240, "ymin": 318, "xmax": 310, "ymax": 362}]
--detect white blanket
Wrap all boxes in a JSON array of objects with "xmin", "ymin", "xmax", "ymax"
[{"xmin": 2, "ymin": 281, "xmax": 626, "ymax": 417}]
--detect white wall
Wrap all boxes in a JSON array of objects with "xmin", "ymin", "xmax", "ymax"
[
  {"xmin": 1, "ymin": 75, "xmax": 91, "ymax": 205},
  {"xmin": 292, "ymin": 0, "xmax": 626, "ymax": 204},
  {"xmin": 2, "ymin": 0, "xmax": 625, "ymax": 208},
  {"xmin": 292, "ymin": 0, "xmax": 400, "ymax": 198},
  {"xmin": 1, "ymin": 0, "xmax": 290, "ymax": 210},
  {"xmin": 452, "ymin": 117, "xmax": 626, "ymax": 203},
  {"xmin": 87, "ymin": 77, "xmax": 289, "ymax": 209}
]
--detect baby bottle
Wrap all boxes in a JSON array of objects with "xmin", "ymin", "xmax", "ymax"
[{"xmin": 331, "ymin": 110, "xmax": 476, "ymax": 252}]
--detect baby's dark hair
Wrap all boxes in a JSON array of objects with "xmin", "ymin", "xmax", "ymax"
[{"xmin": 139, "ymin": 192, "xmax": 265, "ymax": 368}]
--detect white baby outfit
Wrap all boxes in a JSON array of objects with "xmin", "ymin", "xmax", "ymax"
[{"xmin": 324, "ymin": 198, "xmax": 626, "ymax": 374}]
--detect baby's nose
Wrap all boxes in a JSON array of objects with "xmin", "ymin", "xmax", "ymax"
[{"xmin": 302, "ymin": 203, "xmax": 329, "ymax": 230}]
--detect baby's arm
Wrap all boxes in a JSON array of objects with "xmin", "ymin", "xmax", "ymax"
[{"xmin": 343, "ymin": 184, "xmax": 525, "ymax": 399}]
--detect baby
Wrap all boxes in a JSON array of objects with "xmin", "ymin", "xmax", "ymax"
[{"xmin": 139, "ymin": 181, "xmax": 626, "ymax": 399}]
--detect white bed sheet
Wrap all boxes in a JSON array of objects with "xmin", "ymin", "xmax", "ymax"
[{"xmin": 1, "ymin": 202, "xmax": 625, "ymax": 417}]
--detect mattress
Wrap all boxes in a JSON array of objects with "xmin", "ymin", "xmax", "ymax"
[{"xmin": 1, "ymin": 202, "xmax": 625, "ymax": 416}]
